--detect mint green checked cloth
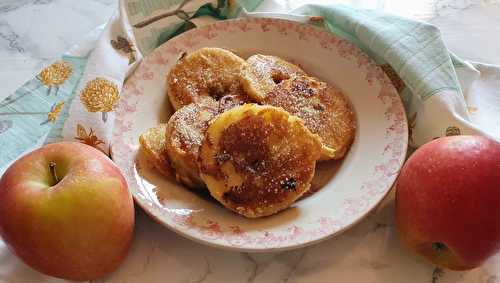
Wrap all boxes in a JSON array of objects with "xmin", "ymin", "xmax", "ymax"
[
  {"xmin": 290, "ymin": 4, "xmax": 491, "ymax": 143},
  {"xmin": 298, "ymin": 4, "xmax": 462, "ymax": 100},
  {"xmin": 0, "ymin": 0, "xmax": 494, "ymax": 174}
]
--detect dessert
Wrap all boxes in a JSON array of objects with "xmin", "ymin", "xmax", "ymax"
[
  {"xmin": 165, "ymin": 97, "xmax": 219, "ymax": 189},
  {"xmin": 140, "ymin": 48, "xmax": 356, "ymax": 218},
  {"xmin": 263, "ymin": 76, "xmax": 355, "ymax": 160},
  {"xmin": 241, "ymin": 54, "xmax": 306, "ymax": 101},
  {"xmin": 166, "ymin": 47, "xmax": 249, "ymax": 110},
  {"xmin": 199, "ymin": 104, "xmax": 322, "ymax": 218},
  {"xmin": 139, "ymin": 123, "xmax": 174, "ymax": 177}
]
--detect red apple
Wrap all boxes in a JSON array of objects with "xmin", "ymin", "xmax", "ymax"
[
  {"xmin": 395, "ymin": 135, "xmax": 500, "ymax": 270},
  {"xmin": 0, "ymin": 142, "xmax": 134, "ymax": 281}
]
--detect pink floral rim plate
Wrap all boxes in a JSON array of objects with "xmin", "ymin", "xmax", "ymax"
[{"xmin": 112, "ymin": 18, "xmax": 408, "ymax": 252}]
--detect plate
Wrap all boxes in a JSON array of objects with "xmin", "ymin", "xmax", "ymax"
[{"xmin": 112, "ymin": 18, "xmax": 408, "ymax": 252}]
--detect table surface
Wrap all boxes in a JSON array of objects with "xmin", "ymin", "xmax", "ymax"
[{"xmin": 1, "ymin": 0, "xmax": 500, "ymax": 282}]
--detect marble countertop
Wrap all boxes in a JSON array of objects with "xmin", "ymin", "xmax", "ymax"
[{"xmin": 1, "ymin": 1, "xmax": 500, "ymax": 282}]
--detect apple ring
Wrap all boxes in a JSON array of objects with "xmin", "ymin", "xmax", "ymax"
[
  {"xmin": 166, "ymin": 47, "xmax": 248, "ymax": 110},
  {"xmin": 165, "ymin": 97, "xmax": 219, "ymax": 189},
  {"xmin": 199, "ymin": 104, "xmax": 322, "ymax": 218},
  {"xmin": 139, "ymin": 123, "xmax": 174, "ymax": 177},
  {"xmin": 241, "ymin": 54, "xmax": 306, "ymax": 101},
  {"xmin": 262, "ymin": 76, "xmax": 356, "ymax": 160}
]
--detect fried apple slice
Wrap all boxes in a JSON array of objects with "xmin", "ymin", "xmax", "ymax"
[
  {"xmin": 240, "ymin": 54, "xmax": 306, "ymax": 102},
  {"xmin": 165, "ymin": 97, "xmax": 219, "ymax": 189},
  {"xmin": 139, "ymin": 124, "xmax": 174, "ymax": 177},
  {"xmin": 166, "ymin": 47, "xmax": 249, "ymax": 110},
  {"xmin": 262, "ymin": 76, "xmax": 356, "ymax": 160},
  {"xmin": 199, "ymin": 104, "xmax": 322, "ymax": 218}
]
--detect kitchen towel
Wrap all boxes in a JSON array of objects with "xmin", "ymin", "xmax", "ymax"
[{"xmin": 1, "ymin": 0, "xmax": 499, "ymax": 175}]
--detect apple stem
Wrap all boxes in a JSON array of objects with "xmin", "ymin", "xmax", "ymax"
[
  {"xmin": 49, "ymin": 161, "xmax": 59, "ymax": 184},
  {"xmin": 433, "ymin": 242, "xmax": 446, "ymax": 252}
]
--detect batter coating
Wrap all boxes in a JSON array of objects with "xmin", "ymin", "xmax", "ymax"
[
  {"xmin": 199, "ymin": 104, "xmax": 322, "ymax": 218},
  {"xmin": 241, "ymin": 54, "xmax": 306, "ymax": 101},
  {"xmin": 165, "ymin": 97, "xmax": 219, "ymax": 189},
  {"xmin": 167, "ymin": 47, "xmax": 248, "ymax": 110},
  {"xmin": 262, "ymin": 76, "xmax": 356, "ymax": 160},
  {"xmin": 139, "ymin": 124, "xmax": 174, "ymax": 177}
]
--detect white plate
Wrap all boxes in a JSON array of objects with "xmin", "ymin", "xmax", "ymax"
[{"xmin": 112, "ymin": 18, "xmax": 408, "ymax": 252}]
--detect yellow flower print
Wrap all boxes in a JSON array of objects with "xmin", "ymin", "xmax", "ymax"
[
  {"xmin": 40, "ymin": 101, "xmax": 65, "ymax": 125},
  {"xmin": 80, "ymin": 77, "xmax": 119, "ymax": 122},
  {"xmin": 37, "ymin": 61, "xmax": 72, "ymax": 95},
  {"xmin": 47, "ymin": 101, "xmax": 64, "ymax": 122}
]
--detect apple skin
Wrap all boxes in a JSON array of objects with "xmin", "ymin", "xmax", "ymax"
[
  {"xmin": 395, "ymin": 135, "xmax": 500, "ymax": 270},
  {"xmin": 0, "ymin": 142, "xmax": 134, "ymax": 281}
]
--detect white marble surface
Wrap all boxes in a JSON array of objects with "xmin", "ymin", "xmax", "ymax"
[
  {"xmin": 0, "ymin": 0, "xmax": 116, "ymax": 101},
  {"xmin": 1, "ymin": 1, "xmax": 500, "ymax": 282}
]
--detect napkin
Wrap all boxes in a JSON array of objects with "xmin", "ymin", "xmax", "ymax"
[{"xmin": 1, "ymin": 0, "xmax": 499, "ymax": 172}]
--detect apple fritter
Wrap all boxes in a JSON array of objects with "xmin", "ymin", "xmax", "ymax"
[
  {"xmin": 240, "ymin": 54, "xmax": 306, "ymax": 102},
  {"xmin": 199, "ymin": 104, "xmax": 322, "ymax": 218},
  {"xmin": 166, "ymin": 47, "xmax": 249, "ymax": 110},
  {"xmin": 139, "ymin": 124, "xmax": 174, "ymax": 177},
  {"xmin": 165, "ymin": 97, "xmax": 219, "ymax": 189},
  {"xmin": 217, "ymin": 94, "xmax": 252, "ymax": 113},
  {"xmin": 262, "ymin": 76, "xmax": 356, "ymax": 160}
]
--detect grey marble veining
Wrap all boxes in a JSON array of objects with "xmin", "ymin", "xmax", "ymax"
[
  {"xmin": 0, "ymin": 19, "xmax": 24, "ymax": 52},
  {"xmin": 0, "ymin": 0, "xmax": 116, "ymax": 101},
  {"xmin": 430, "ymin": 1, "xmax": 500, "ymax": 64},
  {"xmin": 0, "ymin": 0, "xmax": 52, "ymax": 13}
]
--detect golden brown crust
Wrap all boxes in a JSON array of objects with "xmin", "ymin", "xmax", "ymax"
[
  {"xmin": 262, "ymin": 76, "xmax": 356, "ymax": 160},
  {"xmin": 166, "ymin": 47, "xmax": 249, "ymax": 110},
  {"xmin": 139, "ymin": 124, "xmax": 174, "ymax": 177},
  {"xmin": 241, "ymin": 54, "xmax": 306, "ymax": 102},
  {"xmin": 165, "ymin": 97, "xmax": 219, "ymax": 189},
  {"xmin": 199, "ymin": 104, "xmax": 322, "ymax": 218},
  {"xmin": 154, "ymin": 49, "xmax": 356, "ymax": 218}
]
